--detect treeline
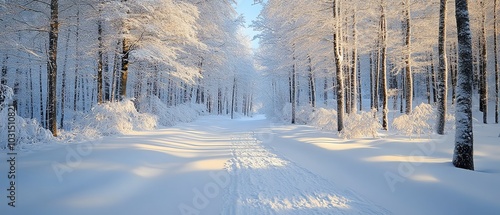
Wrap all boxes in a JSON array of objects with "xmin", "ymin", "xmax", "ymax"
[
  {"xmin": 256, "ymin": 0, "xmax": 499, "ymax": 131},
  {"xmin": 0, "ymin": 0, "xmax": 256, "ymax": 136},
  {"xmin": 256, "ymin": 0, "xmax": 497, "ymax": 170}
]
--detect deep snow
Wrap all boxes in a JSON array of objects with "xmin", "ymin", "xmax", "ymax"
[{"xmin": 1, "ymin": 114, "xmax": 499, "ymax": 215}]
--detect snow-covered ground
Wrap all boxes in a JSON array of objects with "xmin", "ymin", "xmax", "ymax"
[{"xmin": 1, "ymin": 114, "xmax": 499, "ymax": 215}]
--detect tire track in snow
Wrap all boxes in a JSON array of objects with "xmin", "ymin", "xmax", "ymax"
[{"xmin": 222, "ymin": 133, "xmax": 391, "ymax": 215}]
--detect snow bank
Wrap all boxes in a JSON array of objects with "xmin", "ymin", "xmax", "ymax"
[
  {"xmin": 136, "ymin": 96, "xmax": 207, "ymax": 126},
  {"xmin": 340, "ymin": 109, "xmax": 381, "ymax": 139},
  {"xmin": 73, "ymin": 99, "xmax": 158, "ymax": 136},
  {"xmin": 0, "ymin": 107, "xmax": 54, "ymax": 150},
  {"xmin": 392, "ymin": 103, "xmax": 435, "ymax": 138},
  {"xmin": 309, "ymin": 108, "xmax": 338, "ymax": 131},
  {"xmin": 0, "ymin": 84, "xmax": 54, "ymax": 150},
  {"xmin": 283, "ymin": 104, "xmax": 380, "ymax": 139}
]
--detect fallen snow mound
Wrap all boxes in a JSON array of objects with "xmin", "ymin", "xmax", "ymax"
[
  {"xmin": 0, "ymin": 107, "xmax": 54, "ymax": 150},
  {"xmin": 0, "ymin": 84, "xmax": 54, "ymax": 150},
  {"xmin": 74, "ymin": 99, "xmax": 157, "ymax": 136},
  {"xmin": 136, "ymin": 96, "xmax": 207, "ymax": 126}
]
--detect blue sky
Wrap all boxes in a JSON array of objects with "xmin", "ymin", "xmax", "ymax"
[{"xmin": 235, "ymin": 0, "xmax": 263, "ymax": 50}]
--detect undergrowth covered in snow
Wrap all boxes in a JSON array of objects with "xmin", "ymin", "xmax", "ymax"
[
  {"xmin": 1, "ymin": 90, "xmax": 207, "ymax": 149},
  {"xmin": 280, "ymin": 102, "xmax": 455, "ymax": 139},
  {"xmin": 72, "ymin": 99, "xmax": 158, "ymax": 136},
  {"xmin": 0, "ymin": 106, "xmax": 54, "ymax": 150},
  {"xmin": 137, "ymin": 96, "xmax": 207, "ymax": 126},
  {"xmin": 1, "ymin": 84, "xmax": 54, "ymax": 150},
  {"xmin": 282, "ymin": 104, "xmax": 381, "ymax": 139},
  {"xmin": 340, "ymin": 109, "xmax": 381, "ymax": 139},
  {"xmin": 309, "ymin": 108, "xmax": 338, "ymax": 131},
  {"xmin": 392, "ymin": 103, "xmax": 435, "ymax": 138}
]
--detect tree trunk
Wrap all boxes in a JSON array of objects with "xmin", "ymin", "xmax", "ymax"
[
  {"xmin": 120, "ymin": 37, "xmax": 129, "ymax": 100},
  {"xmin": 120, "ymin": 0, "xmax": 130, "ymax": 100},
  {"xmin": 426, "ymin": 58, "xmax": 431, "ymax": 104},
  {"xmin": 291, "ymin": 53, "xmax": 297, "ymax": 124},
  {"xmin": 97, "ymin": 15, "xmax": 104, "ymax": 104},
  {"xmin": 431, "ymin": 54, "xmax": 437, "ymax": 104},
  {"xmin": 218, "ymin": 88, "xmax": 223, "ymax": 115},
  {"xmin": 110, "ymin": 41, "xmax": 120, "ymax": 102},
  {"xmin": 374, "ymin": 44, "xmax": 380, "ymax": 111},
  {"xmin": 73, "ymin": 10, "xmax": 81, "ymax": 111},
  {"xmin": 404, "ymin": 0, "xmax": 412, "ymax": 114},
  {"xmin": 231, "ymin": 78, "xmax": 236, "ymax": 119},
  {"xmin": 47, "ymin": 0, "xmax": 59, "ymax": 137},
  {"xmin": 480, "ymin": 0, "xmax": 488, "ymax": 124},
  {"xmin": 380, "ymin": 0, "xmax": 388, "ymax": 130},
  {"xmin": 351, "ymin": 11, "xmax": 358, "ymax": 113},
  {"xmin": 308, "ymin": 56, "xmax": 316, "ymax": 108},
  {"xmin": 357, "ymin": 55, "xmax": 362, "ymax": 111},
  {"xmin": 104, "ymin": 53, "xmax": 110, "ymax": 101},
  {"xmin": 324, "ymin": 77, "xmax": 328, "ymax": 106},
  {"xmin": 437, "ymin": 0, "xmax": 448, "ymax": 135},
  {"xmin": 451, "ymin": 43, "xmax": 458, "ymax": 104},
  {"xmin": 39, "ymin": 65, "xmax": 45, "ymax": 127},
  {"xmin": 29, "ymin": 66, "xmax": 34, "ymax": 119},
  {"xmin": 333, "ymin": 0, "xmax": 344, "ymax": 132},
  {"xmin": 495, "ymin": 0, "xmax": 499, "ymax": 124},
  {"xmin": 453, "ymin": 0, "xmax": 474, "ymax": 171},
  {"xmin": 370, "ymin": 52, "xmax": 374, "ymax": 109},
  {"xmin": 60, "ymin": 30, "xmax": 70, "ymax": 128},
  {"xmin": 0, "ymin": 55, "xmax": 6, "ymax": 87}
]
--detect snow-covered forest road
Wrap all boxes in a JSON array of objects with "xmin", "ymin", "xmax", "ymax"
[{"xmin": 2, "ymin": 115, "xmax": 499, "ymax": 215}]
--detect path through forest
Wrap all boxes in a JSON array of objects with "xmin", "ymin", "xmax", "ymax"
[
  {"xmin": 3, "ymin": 115, "xmax": 499, "ymax": 215},
  {"xmin": 222, "ymin": 131, "xmax": 389, "ymax": 214}
]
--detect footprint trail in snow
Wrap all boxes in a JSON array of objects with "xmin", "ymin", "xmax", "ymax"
[{"xmin": 222, "ymin": 133, "xmax": 391, "ymax": 215}]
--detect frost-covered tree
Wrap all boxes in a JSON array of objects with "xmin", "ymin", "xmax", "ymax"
[
  {"xmin": 478, "ymin": 0, "xmax": 487, "ymax": 124},
  {"xmin": 402, "ymin": 0, "xmax": 413, "ymax": 115},
  {"xmin": 453, "ymin": 0, "xmax": 474, "ymax": 170},
  {"xmin": 380, "ymin": 0, "xmax": 389, "ymax": 130},
  {"xmin": 47, "ymin": 0, "xmax": 59, "ymax": 136},
  {"xmin": 0, "ymin": 0, "xmax": 256, "ymax": 138},
  {"xmin": 437, "ymin": 0, "xmax": 448, "ymax": 135},
  {"xmin": 495, "ymin": 0, "xmax": 499, "ymax": 124}
]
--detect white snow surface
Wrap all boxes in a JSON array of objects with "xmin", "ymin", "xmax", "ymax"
[{"xmin": 1, "ymin": 114, "xmax": 499, "ymax": 215}]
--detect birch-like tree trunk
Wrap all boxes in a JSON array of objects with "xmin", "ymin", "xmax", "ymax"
[
  {"xmin": 495, "ymin": 0, "xmax": 499, "ymax": 124},
  {"xmin": 357, "ymin": 55, "xmax": 362, "ymax": 111},
  {"xmin": 60, "ymin": 30, "xmax": 70, "ymax": 128},
  {"xmin": 370, "ymin": 52, "xmax": 374, "ymax": 109},
  {"xmin": 38, "ymin": 65, "xmax": 45, "ymax": 127},
  {"xmin": 73, "ymin": 10, "xmax": 80, "ymax": 111},
  {"xmin": 437, "ymin": 0, "xmax": 448, "ymax": 135},
  {"xmin": 479, "ymin": 0, "xmax": 488, "ymax": 124},
  {"xmin": 97, "ymin": 10, "xmax": 104, "ymax": 104},
  {"xmin": 403, "ymin": 0, "xmax": 413, "ymax": 114},
  {"xmin": 351, "ymin": 10, "xmax": 358, "ymax": 112},
  {"xmin": 380, "ymin": 0, "xmax": 388, "ymax": 130},
  {"xmin": 453, "ymin": 0, "xmax": 474, "ymax": 170},
  {"xmin": 231, "ymin": 78, "xmax": 236, "ymax": 119},
  {"xmin": 47, "ymin": 0, "xmax": 59, "ymax": 136},
  {"xmin": 324, "ymin": 77, "xmax": 328, "ymax": 106},
  {"xmin": 333, "ymin": 0, "xmax": 344, "ymax": 132},
  {"xmin": 291, "ymin": 53, "xmax": 297, "ymax": 124},
  {"xmin": 450, "ymin": 43, "xmax": 458, "ymax": 104},
  {"xmin": 307, "ymin": 56, "xmax": 316, "ymax": 108},
  {"xmin": 120, "ymin": 0, "xmax": 130, "ymax": 100}
]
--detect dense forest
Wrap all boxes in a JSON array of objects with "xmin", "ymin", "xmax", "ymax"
[
  {"xmin": 0, "ymin": 0, "xmax": 257, "ymax": 137},
  {"xmin": 0, "ymin": 1, "xmax": 499, "ymax": 214},
  {"xmin": 0, "ymin": 0, "xmax": 498, "ymax": 170},
  {"xmin": 255, "ymin": 0, "xmax": 498, "ymax": 170}
]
